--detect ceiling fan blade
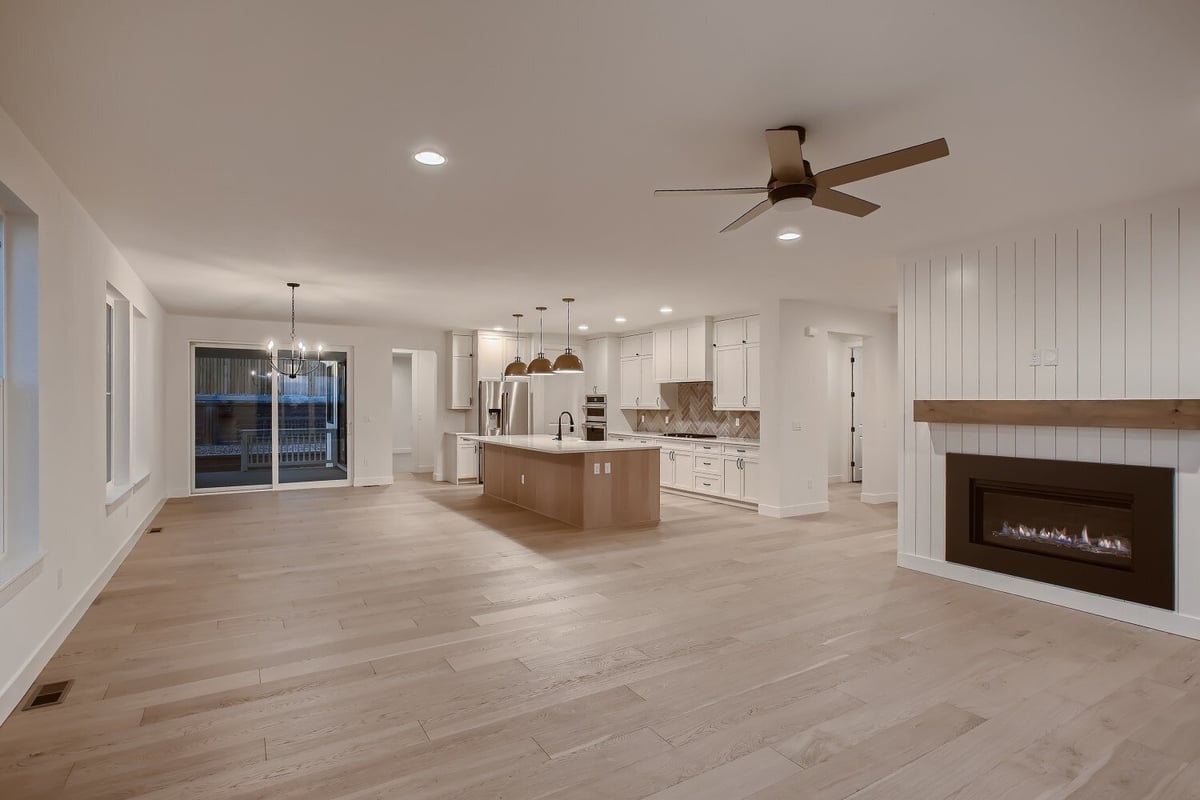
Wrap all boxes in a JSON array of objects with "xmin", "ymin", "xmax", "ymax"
[
  {"xmin": 815, "ymin": 138, "xmax": 949, "ymax": 188},
  {"xmin": 720, "ymin": 199, "xmax": 773, "ymax": 233},
  {"xmin": 653, "ymin": 187, "xmax": 768, "ymax": 196},
  {"xmin": 764, "ymin": 128, "xmax": 807, "ymax": 182},
  {"xmin": 812, "ymin": 187, "xmax": 881, "ymax": 217}
]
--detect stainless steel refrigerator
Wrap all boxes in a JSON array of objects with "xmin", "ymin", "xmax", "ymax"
[
  {"xmin": 477, "ymin": 380, "xmax": 532, "ymax": 485},
  {"xmin": 477, "ymin": 380, "xmax": 533, "ymax": 436}
]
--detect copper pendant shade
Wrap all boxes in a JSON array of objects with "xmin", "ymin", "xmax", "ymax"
[
  {"xmin": 552, "ymin": 298, "xmax": 584, "ymax": 374},
  {"xmin": 527, "ymin": 306, "xmax": 555, "ymax": 375},
  {"xmin": 502, "ymin": 313, "xmax": 528, "ymax": 376}
]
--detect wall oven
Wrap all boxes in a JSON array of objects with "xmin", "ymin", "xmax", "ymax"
[
  {"xmin": 583, "ymin": 393, "xmax": 607, "ymax": 424},
  {"xmin": 583, "ymin": 421, "xmax": 607, "ymax": 441}
]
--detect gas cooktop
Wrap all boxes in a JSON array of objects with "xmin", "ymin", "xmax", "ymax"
[{"xmin": 661, "ymin": 433, "xmax": 718, "ymax": 439}]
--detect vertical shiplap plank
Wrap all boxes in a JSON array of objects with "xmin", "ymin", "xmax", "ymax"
[
  {"xmin": 1034, "ymin": 233, "xmax": 1057, "ymax": 459},
  {"xmin": 929, "ymin": 258, "xmax": 947, "ymax": 561},
  {"xmin": 945, "ymin": 254, "xmax": 964, "ymax": 455},
  {"xmin": 902, "ymin": 262, "xmax": 917, "ymax": 557},
  {"xmin": 914, "ymin": 260, "xmax": 932, "ymax": 559},
  {"xmin": 996, "ymin": 242, "xmax": 1017, "ymax": 456},
  {"xmin": 1014, "ymin": 238, "xmax": 1037, "ymax": 457},
  {"xmin": 1077, "ymin": 221, "xmax": 1102, "ymax": 462},
  {"xmin": 1178, "ymin": 200, "xmax": 1200, "ymax": 618},
  {"xmin": 978, "ymin": 244, "xmax": 998, "ymax": 455},
  {"xmin": 1150, "ymin": 206, "xmax": 1180, "ymax": 469},
  {"xmin": 1099, "ymin": 217, "xmax": 1126, "ymax": 464},
  {"xmin": 962, "ymin": 249, "xmax": 980, "ymax": 454},
  {"xmin": 1055, "ymin": 228, "xmax": 1078, "ymax": 461},
  {"xmin": 1125, "ymin": 212, "xmax": 1152, "ymax": 466}
]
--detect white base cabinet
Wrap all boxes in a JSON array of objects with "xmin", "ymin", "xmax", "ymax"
[
  {"xmin": 443, "ymin": 433, "xmax": 479, "ymax": 483},
  {"xmin": 610, "ymin": 434, "xmax": 757, "ymax": 507}
]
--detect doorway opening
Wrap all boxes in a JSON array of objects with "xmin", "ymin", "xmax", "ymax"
[
  {"xmin": 191, "ymin": 343, "xmax": 351, "ymax": 492},
  {"xmin": 392, "ymin": 348, "xmax": 437, "ymax": 477}
]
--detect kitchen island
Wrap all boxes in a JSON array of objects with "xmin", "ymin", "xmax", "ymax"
[{"xmin": 463, "ymin": 435, "xmax": 660, "ymax": 528}]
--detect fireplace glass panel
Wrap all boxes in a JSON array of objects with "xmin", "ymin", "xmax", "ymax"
[{"xmin": 975, "ymin": 482, "xmax": 1133, "ymax": 570}]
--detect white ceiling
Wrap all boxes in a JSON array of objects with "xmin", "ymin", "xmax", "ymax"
[{"xmin": 1, "ymin": 1, "xmax": 1199, "ymax": 333}]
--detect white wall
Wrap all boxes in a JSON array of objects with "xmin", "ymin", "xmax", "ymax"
[
  {"xmin": 391, "ymin": 354, "xmax": 413, "ymax": 452},
  {"xmin": 899, "ymin": 186, "xmax": 1200, "ymax": 638},
  {"xmin": 0, "ymin": 104, "xmax": 166, "ymax": 721},
  {"xmin": 411, "ymin": 350, "xmax": 436, "ymax": 471},
  {"xmin": 758, "ymin": 300, "xmax": 899, "ymax": 517},
  {"xmin": 165, "ymin": 316, "xmax": 468, "ymax": 494}
]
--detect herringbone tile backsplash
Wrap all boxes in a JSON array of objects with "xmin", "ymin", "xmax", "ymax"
[{"xmin": 622, "ymin": 382, "xmax": 759, "ymax": 439}]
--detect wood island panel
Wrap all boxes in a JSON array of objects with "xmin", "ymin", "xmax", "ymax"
[{"xmin": 481, "ymin": 444, "xmax": 658, "ymax": 528}]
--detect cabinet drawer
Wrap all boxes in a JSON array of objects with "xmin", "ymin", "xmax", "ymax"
[
  {"xmin": 722, "ymin": 443, "xmax": 759, "ymax": 456},
  {"xmin": 693, "ymin": 474, "xmax": 724, "ymax": 494},
  {"xmin": 693, "ymin": 455, "xmax": 722, "ymax": 474},
  {"xmin": 694, "ymin": 442, "xmax": 721, "ymax": 454},
  {"xmin": 662, "ymin": 442, "xmax": 693, "ymax": 454},
  {"xmin": 457, "ymin": 436, "xmax": 476, "ymax": 446}
]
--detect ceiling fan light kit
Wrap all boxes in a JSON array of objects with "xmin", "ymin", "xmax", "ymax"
[{"xmin": 656, "ymin": 125, "xmax": 949, "ymax": 232}]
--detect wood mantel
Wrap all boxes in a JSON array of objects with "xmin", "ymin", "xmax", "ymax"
[{"xmin": 913, "ymin": 399, "xmax": 1200, "ymax": 430}]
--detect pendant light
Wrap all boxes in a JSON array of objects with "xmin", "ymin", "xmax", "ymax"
[
  {"xmin": 503, "ymin": 313, "xmax": 528, "ymax": 377},
  {"xmin": 552, "ymin": 298, "xmax": 585, "ymax": 373},
  {"xmin": 527, "ymin": 306, "xmax": 555, "ymax": 374},
  {"xmin": 265, "ymin": 282, "xmax": 324, "ymax": 379}
]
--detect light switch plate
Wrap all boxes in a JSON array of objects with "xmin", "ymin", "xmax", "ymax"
[{"xmin": 1042, "ymin": 348, "xmax": 1059, "ymax": 366}]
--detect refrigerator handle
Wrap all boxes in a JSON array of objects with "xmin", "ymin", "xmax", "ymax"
[{"xmin": 501, "ymin": 391, "xmax": 509, "ymax": 434}]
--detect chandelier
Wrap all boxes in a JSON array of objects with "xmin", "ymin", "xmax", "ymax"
[{"xmin": 266, "ymin": 282, "xmax": 324, "ymax": 379}]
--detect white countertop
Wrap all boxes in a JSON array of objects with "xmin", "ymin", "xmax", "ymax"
[
  {"xmin": 608, "ymin": 432, "xmax": 760, "ymax": 447},
  {"xmin": 463, "ymin": 434, "xmax": 660, "ymax": 454}
]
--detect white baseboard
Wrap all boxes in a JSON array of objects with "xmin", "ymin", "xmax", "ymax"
[
  {"xmin": 827, "ymin": 474, "xmax": 845, "ymax": 484},
  {"xmin": 1, "ymin": 496, "xmax": 167, "ymax": 724},
  {"xmin": 897, "ymin": 552, "xmax": 1200, "ymax": 641},
  {"xmin": 861, "ymin": 491, "xmax": 898, "ymax": 504},
  {"xmin": 415, "ymin": 464, "xmax": 433, "ymax": 473},
  {"xmin": 353, "ymin": 475, "xmax": 394, "ymax": 488},
  {"xmin": 432, "ymin": 471, "xmax": 443, "ymax": 482},
  {"xmin": 758, "ymin": 500, "xmax": 830, "ymax": 518},
  {"xmin": 391, "ymin": 447, "xmax": 412, "ymax": 454}
]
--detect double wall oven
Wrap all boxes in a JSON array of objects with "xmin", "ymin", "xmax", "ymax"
[{"xmin": 583, "ymin": 394, "xmax": 607, "ymax": 441}]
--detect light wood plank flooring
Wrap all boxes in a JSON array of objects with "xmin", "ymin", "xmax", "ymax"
[{"xmin": 1, "ymin": 477, "xmax": 1198, "ymax": 799}]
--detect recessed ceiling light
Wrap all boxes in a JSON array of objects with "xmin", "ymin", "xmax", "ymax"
[
  {"xmin": 614, "ymin": 316, "xmax": 627, "ymax": 323},
  {"xmin": 577, "ymin": 324, "xmax": 589, "ymax": 331},
  {"xmin": 659, "ymin": 306, "xmax": 673, "ymax": 314},
  {"xmin": 777, "ymin": 231, "xmax": 802, "ymax": 241},
  {"xmin": 413, "ymin": 150, "xmax": 446, "ymax": 166}
]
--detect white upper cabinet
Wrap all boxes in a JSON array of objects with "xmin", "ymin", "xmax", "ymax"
[
  {"xmin": 448, "ymin": 332, "xmax": 474, "ymax": 409},
  {"xmin": 619, "ymin": 333, "xmax": 652, "ymax": 359},
  {"xmin": 584, "ymin": 337, "xmax": 613, "ymax": 394},
  {"xmin": 476, "ymin": 332, "xmax": 506, "ymax": 380},
  {"xmin": 712, "ymin": 315, "xmax": 760, "ymax": 410},
  {"xmin": 649, "ymin": 318, "xmax": 711, "ymax": 383},
  {"xmin": 619, "ymin": 357, "xmax": 640, "ymax": 408},
  {"xmin": 618, "ymin": 333, "xmax": 669, "ymax": 409}
]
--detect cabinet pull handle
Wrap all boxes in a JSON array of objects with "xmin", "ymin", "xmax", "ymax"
[{"xmin": 742, "ymin": 395, "xmax": 747, "ymax": 407}]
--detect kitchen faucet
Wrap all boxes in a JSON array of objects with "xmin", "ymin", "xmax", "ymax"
[{"xmin": 555, "ymin": 411, "xmax": 575, "ymax": 441}]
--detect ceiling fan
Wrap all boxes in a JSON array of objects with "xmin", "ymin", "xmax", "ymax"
[{"xmin": 655, "ymin": 126, "xmax": 949, "ymax": 232}]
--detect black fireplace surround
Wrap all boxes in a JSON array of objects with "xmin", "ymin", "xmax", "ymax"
[{"xmin": 946, "ymin": 454, "xmax": 1175, "ymax": 610}]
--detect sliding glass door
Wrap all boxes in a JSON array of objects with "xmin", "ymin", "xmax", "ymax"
[
  {"xmin": 192, "ymin": 344, "xmax": 351, "ymax": 493},
  {"xmin": 278, "ymin": 351, "xmax": 349, "ymax": 484}
]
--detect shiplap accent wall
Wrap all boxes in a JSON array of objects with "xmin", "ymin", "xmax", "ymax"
[{"xmin": 898, "ymin": 189, "xmax": 1200, "ymax": 636}]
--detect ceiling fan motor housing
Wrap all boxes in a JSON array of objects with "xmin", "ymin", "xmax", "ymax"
[{"xmin": 768, "ymin": 182, "xmax": 816, "ymax": 209}]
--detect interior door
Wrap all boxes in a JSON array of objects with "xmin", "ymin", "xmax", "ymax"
[{"xmin": 851, "ymin": 346, "xmax": 863, "ymax": 482}]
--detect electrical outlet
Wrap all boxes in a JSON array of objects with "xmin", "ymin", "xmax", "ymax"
[
  {"xmin": 735, "ymin": 417, "xmax": 741, "ymax": 427},
  {"xmin": 640, "ymin": 414, "xmax": 645, "ymax": 423},
  {"xmin": 792, "ymin": 421, "xmax": 802, "ymax": 431},
  {"xmin": 604, "ymin": 462, "xmax": 611, "ymax": 474},
  {"xmin": 665, "ymin": 415, "xmax": 670, "ymax": 424},
  {"xmin": 593, "ymin": 463, "xmax": 600, "ymax": 475},
  {"xmin": 521, "ymin": 474, "xmax": 525, "ymax": 484},
  {"xmin": 1029, "ymin": 350, "xmax": 1042, "ymax": 367}
]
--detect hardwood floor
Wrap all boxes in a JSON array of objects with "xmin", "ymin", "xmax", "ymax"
[{"xmin": 1, "ymin": 477, "xmax": 1198, "ymax": 799}]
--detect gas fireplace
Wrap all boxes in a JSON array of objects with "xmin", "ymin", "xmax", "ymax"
[{"xmin": 946, "ymin": 454, "xmax": 1174, "ymax": 610}]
